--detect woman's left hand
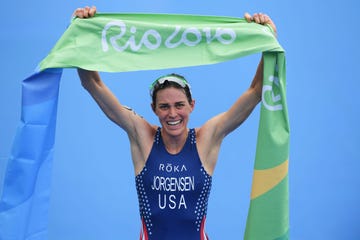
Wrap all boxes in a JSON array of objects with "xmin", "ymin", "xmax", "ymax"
[{"xmin": 244, "ymin": 12, "xmax": 277, "ymax": 35}]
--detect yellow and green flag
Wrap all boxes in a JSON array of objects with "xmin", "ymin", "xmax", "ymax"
[{"xmin": 245, "ymin": 51, "xmax": 289, "ymax": 240}]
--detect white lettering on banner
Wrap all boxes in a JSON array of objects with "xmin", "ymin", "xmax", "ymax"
[
  {"xmin": 262, "ymin": 75, "xmax": 283, "ymax": 111},
  {"xmin": 101, "ymin": 20, "xmax": 236, "ymax": 52}
]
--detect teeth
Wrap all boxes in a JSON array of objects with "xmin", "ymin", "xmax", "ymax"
[{"xmin": 167, "ymin": 120, "xmax": 181, "ymax": 126}]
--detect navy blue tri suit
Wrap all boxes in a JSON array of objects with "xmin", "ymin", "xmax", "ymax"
[{"xmin": 136, "ymin": 128, "xmax": 212, "ymax": 240}]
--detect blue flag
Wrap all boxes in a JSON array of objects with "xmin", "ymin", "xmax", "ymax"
[{"xmin": 0, "ymin": 69, "xmax": 62, "ymax": 240}]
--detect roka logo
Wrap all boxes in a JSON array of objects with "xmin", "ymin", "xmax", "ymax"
[{"xmin": 262, "ymin": 75, "xmax": 283, "ymax": 111}]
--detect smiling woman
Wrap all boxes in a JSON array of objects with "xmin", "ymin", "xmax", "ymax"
[
  {"xmin": 152, "ymin": 86, "xmax": 194, "ymax": 149},
  {"xmin": 74, "ymin": 5, "xmax": 278, "ymax": 240}
]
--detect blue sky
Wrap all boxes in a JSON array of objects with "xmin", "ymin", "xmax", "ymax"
[{"xmin": 1, "ymin": 0, "xmax": 359, "ymax": 239}]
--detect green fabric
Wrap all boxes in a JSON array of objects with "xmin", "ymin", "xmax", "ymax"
[
  {"xmin": 40, "ymin": 13, "xmax": 289, "ymax": 239},
  {"xmin": 40, "ymin": 13, "xmax": 281, "ymax": 71}
]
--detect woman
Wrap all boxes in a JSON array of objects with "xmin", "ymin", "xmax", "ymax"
[{"xmin": 74, "ymin": 6, "xmax": 276, "ymax": 240}]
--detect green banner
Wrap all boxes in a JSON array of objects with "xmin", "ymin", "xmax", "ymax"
[
  {"xmin": 40, "ymin": 13, "xmax": 282, "ymax": 72},
  {"xmin": 38, "ymin": 13, "xmax": 289, "ymax": 239},
  {"xmin": 244, "ymin": 52, "xmax": 289, "ymax": 239}
]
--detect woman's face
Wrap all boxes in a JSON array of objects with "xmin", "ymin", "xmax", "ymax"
[{"xmin": 152, "ymin": 87, "xmax": 195, "ymax": 137}]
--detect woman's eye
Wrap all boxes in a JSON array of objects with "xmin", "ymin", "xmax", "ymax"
[
  {"xmin": 175, "ymin": 103, "xmax": 185, "ymax": 109},
  {"xmin": 159, "ymin": 105, "xmax": 169, "ymax": 110}
]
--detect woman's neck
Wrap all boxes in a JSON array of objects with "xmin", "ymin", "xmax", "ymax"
[{"xmin": 161, "ymin": 128, "xmax": 189, "ymax": 154}]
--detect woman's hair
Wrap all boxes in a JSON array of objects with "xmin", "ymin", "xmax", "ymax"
[{"xmin": 151, "ymin": 73, "xmax": 192, "ymax": 105}]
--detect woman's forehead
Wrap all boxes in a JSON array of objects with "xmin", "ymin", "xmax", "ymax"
[{"xmin": 155, "ymin": 87, "xmax": 187, "ymax": 101}]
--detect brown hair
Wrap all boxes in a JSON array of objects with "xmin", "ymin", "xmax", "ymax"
[{"xmin": 151, "ymin": 73, "xmax": 192, "ymax": 105}]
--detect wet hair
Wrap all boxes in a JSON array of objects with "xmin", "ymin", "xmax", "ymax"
[{"xmin": 151, "ymin": 73, "xmax": 193, "ymax": 105}]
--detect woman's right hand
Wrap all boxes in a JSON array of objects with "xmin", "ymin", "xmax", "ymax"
[{"xmin": 73, "ymin": 6, "xmax": 97, "ymax": 19}]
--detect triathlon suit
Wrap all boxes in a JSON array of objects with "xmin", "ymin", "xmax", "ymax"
[{"xmin": 136, "ymin": 128, "xmax": 212, "ymax": 240}]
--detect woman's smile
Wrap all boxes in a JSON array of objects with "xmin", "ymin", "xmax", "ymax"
[{"xmin": 167, "ymin": 119, "xmax": 182, "ymax": 126}]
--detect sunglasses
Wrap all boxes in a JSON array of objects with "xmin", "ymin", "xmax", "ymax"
[{"xmin": 149, "ymin": 75, "xmax": 190, "ymax": 97}]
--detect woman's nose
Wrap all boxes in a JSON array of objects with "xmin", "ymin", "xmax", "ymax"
[{"xmin": 168, "ymin": 106, "xmax": 177, "ymax": 117}]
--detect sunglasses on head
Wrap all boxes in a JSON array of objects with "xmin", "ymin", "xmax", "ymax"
[{"xmin": 149, "ymin": 75, "xmax": 190, "ymax": 97}]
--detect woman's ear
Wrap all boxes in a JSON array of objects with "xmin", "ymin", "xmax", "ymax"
[
  {"xmin": 151, "ymin": 103, "xmax": 156, "ymax": 113},
  {"xmin": 190, "ymin": 99, "xmax": 195, "ymax": 112}
]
